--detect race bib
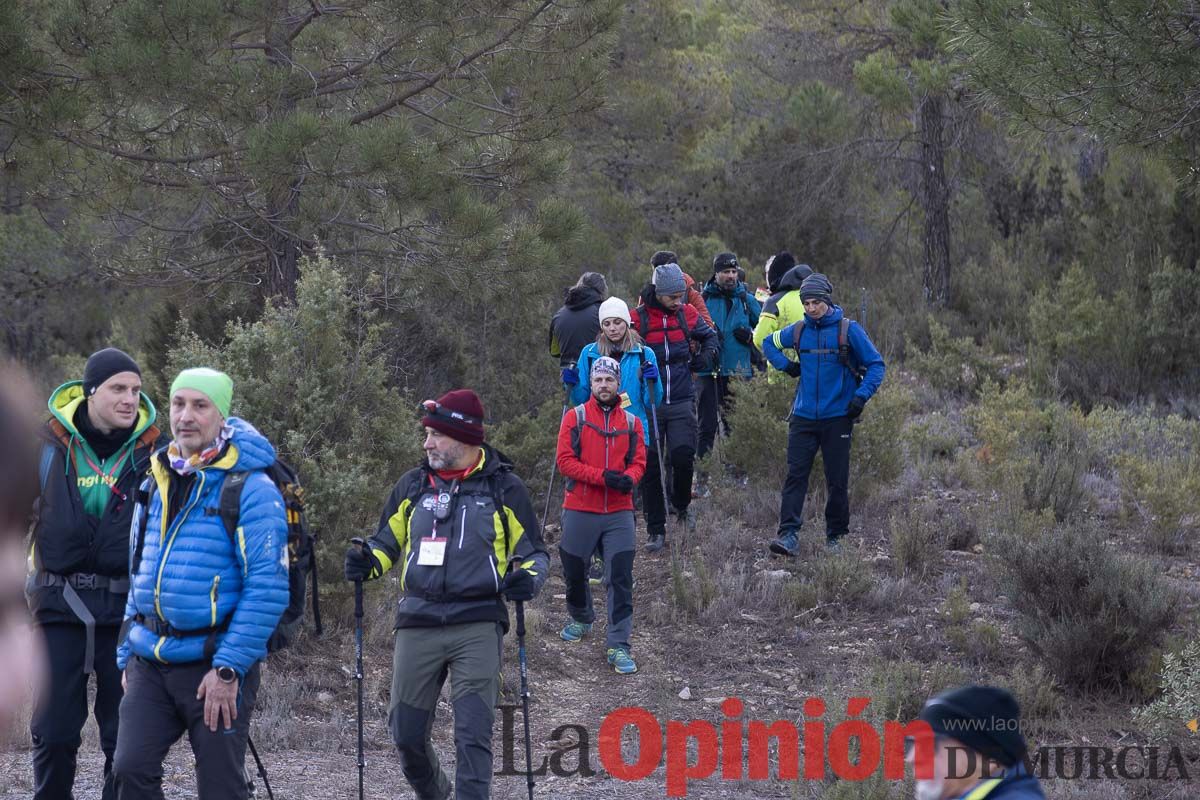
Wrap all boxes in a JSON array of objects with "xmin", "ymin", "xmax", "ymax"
[{"xmin": 417, "ymin": 537, "xmax": 448, "ymax": 566}]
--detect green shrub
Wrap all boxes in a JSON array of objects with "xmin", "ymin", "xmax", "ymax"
[
  {"xmin": 1135, "ymin": 640, "xmax": 1200, "ymax": 738},
  {"xmin": 995, "ymin": 520, "xmax": 1181, "ymax": 692},
  {"xmin": 907, "ymin": 315, "xmax": 1000, "ymax": 397},
  {"xmin": 163, "ymin": 253, "xmax": 420, "ymax": 609},
  {"xmin": 1116, "ymin": 453, "xmax": 1199, "ymax": 555},
  {"xmin": 810, "ymin": 553, "xmax": 872, "ymax": 605},
  {"xmin": 1027, "ymin": 264, "xmax": 1117, "ymax": 400},
  {"xmin": 1003, "ymin": 663, "xmax": 1062, "ymax": 737},
  {"xmin": 888, "ymin": 503, "xmax": 946, "ymax": 581},
  {"xmin": 862, "ymin": 659, "xmax": 967, "ymax": 724},
  {"xmin": 850, "ymin": 382, "xmax": 915, "ymax": 499},
  {"xmin": 722, "ymin": 374, "xmax": 794, "ymax": 483},
  {"xmin": 488, "ymin": 394, "xmax": 566, "ymax": 504},
  {"xmin": 901, "ymin": 410, "xmax": 969, "ymax": 463},
  {"xmin": 1084, "ymin": 405, "xmax": 1200, "ymax": 469},
  {"xmin": 969, "ymin": 380, "xmax": 1092, "ymax": 520}
]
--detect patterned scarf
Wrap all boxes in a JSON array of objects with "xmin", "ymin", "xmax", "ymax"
[{"xmin": 167, "ymin": 424, "xmax": 234, "ymax": 476}]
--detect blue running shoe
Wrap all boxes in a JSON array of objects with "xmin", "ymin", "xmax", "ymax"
[
  {"xmin": 606, "ymin": 647, "xmax": 638, "ymax": 675},
  {"xmin": 561, "ymin": 620, "xmax": 591, "ymax": 642}
]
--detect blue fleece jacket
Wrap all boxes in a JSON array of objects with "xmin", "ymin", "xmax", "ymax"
[
  {"xmin": 762, "ymin": 305, "xmax": 886, "ymax": 419},
  {"xmin": 117, "ymin": 418, "xmax": 289, "ymax": 677}
]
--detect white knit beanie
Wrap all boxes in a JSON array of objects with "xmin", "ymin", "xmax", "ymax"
[{"xmin": 598, "ymin": 296, "xmax": 632, "ymax": 325}]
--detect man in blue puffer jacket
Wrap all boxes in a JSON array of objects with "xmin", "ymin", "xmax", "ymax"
[
  {"xmin": 762, "ymin": 274, "xmax": 885, "ymax": 555},
  {"xmin": 113, "ymin": 368, "xmax": 288, "ymax": 800}
]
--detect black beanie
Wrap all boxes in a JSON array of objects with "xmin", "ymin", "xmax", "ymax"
[
  {"xmin": 712, "ymin": 252, "xmax": 739, "ymax": 274},
  {"xmin": 918, "ymin": 686, "xmax": 1028, "ymax": 768},
  {"xmin": 765, "ymin": 251, "xmax": 797, "ymax": 293},
  {"xmin": 82, "ymin": 348, "xmax": 141, "ymax": 397},
  {"xmin": 651, "ymin": 250, "xmax": 678, "ymax": 268},
  {"xmin": 800, "ymin": 273, "xmax": 834, "ymax": 305}
]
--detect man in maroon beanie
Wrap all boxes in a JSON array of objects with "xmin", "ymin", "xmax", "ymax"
[{"xmin": 345, "ymin": 389, "xmax": 549, "ymax": 800}]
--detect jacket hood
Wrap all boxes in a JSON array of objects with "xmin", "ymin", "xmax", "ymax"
[
  {"xmin": 805, "ymin": 304, "xmax": 844, "ymax": 327},
  {"xmin": 778, "ymin": 265, "xmax": 813, "ymax": 292},
  {"xmin": 638, "ymin": 283, "xmax": 665, "ymax": 311},
  {"xmin": 48, "ymin": 380, "xmax": 157, "ymax": 443},
  {"xmin": 702, "ymin": 278, "xmax": 748, "ymax": 299},
  {"xmin": 564, "ymin": 285, "xmax": 604, "ymax": 310}
]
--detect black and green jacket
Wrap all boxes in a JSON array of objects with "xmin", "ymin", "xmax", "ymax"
[
  {"xmin": 28, "ymin": 382, "xmax": 160, "ymax": 626},
  {"xmin": 364, "ymin": 445, "xmax": 549, "ymax": 632}
]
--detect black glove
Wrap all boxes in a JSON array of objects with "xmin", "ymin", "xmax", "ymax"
[
  {"xmin": 732, "ymin": 326, "xmax": 753, "ymax": 345},
  {"xmin": 603, "ymin": 469, "xmax": 635, "ymax": 494},
  {"xmin": 500, "ymin": 568, "xmax": 537, "ymax": 601},
  {"xmin": 783, "ymin": 361, "xmax": 802, "ymax": 378},
  {"xmin": 344, "ymin": 542, "xmax": 381, "ymax": 582},
  {"xmin": 847, "ymin": 396, "xmax": 866, "ymax": 420}
]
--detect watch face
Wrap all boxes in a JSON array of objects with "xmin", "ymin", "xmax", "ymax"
[{"xmin": 218, "ymin": 667, "xmax": 236, "ymax": 682}]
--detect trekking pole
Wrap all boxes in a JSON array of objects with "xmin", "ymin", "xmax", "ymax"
[
  {"xmin": 540, "ymin": 380, "xmax": 572, "ymax": 534},
  {"xmin": 645, "ymin": 381, "xmax": 670, "ymax": 519},
  {"xmin": 246, "ymin": 737, "xmax": 275, "ymax": 800},
  {"xmin": 512, "ymin": 583, "xmax": 536, "ymax": 800},
  {"xmin": 350, "ymin": 538, "xmax": 367, "ymax": 800}
]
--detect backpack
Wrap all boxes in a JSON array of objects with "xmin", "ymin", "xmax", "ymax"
[
  {"xmin": 635, "ymin": 306, "xmax": 691, "ymax": 344},
  {"xmin": 563, "ymin": 404, "xmax": 639, "ymax": 491},
  {"xmin": 131, "ymin": 459, "xmax": 323, "ymax": 654},
  {"xmin": 218, "ymin": 461, "xmax": 321, "ymax": 652},
  {"xmin": 792, "ymin": 317, "xmax": 866, "ymax": 385}
]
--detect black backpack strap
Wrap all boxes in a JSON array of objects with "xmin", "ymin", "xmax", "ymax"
[
  {"xmin": 218, "ymin": 472, "xmax": 251, "ymax": 548},
  {"xmin": 676, "ymin": 308, "xmax": 690, "ymax": 341},
  {"xmin": 131, "ymin": 479, "xmax": 154, "ymax": 578},
  {"xmin": 635, "ymin": 307, "xmax": 648, "ymax": 339}
]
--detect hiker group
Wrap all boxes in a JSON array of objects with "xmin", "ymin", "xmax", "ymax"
[{"xmin": 5, "ymin": 246, "xmax": 1045, "ymax": 800}]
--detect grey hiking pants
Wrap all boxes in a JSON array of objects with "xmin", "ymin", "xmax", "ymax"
[
  {"xmin": 389, "ymin": 622, "xmax": 503, "ymax": 800},
  {"xmin": 560, "ymin": 509, "xmax": 636, "ymax": 651}
]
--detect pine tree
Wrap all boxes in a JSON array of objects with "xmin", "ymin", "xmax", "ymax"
[{"xmin": 8, "ymin": 0, "xmax": 620, "ymax": 299}]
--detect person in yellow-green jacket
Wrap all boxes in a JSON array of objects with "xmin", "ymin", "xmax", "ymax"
[
  {"xmin": 751, "ymin": 252, "xmax": 813, "ymax": 352},
  {"xmin": 26, "ymin": 348, "xmax": 161, "ymax": 800},
  {"xmin": 344, "ymin": 388, "xmax": 549, "ymax": 800}
]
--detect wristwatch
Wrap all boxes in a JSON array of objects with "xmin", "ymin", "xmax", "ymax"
[{"xmin": 216, "ymin": 666, "xmax": 237, "ymax": 684}]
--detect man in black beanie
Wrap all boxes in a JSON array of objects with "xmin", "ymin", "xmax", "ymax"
[
  {"xmin": 908, "ymin": 686, "xmax": 1045, "ymax": 799},
  {"xmin": 27, "ymin": 347, "xmax": 161, "ymax": 800}
]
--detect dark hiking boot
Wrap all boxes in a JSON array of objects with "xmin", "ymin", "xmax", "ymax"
[
  {"xmin": 645, "ymin": 533, "xmax": 666, "ymax": 553},
  {"xmin": 769, "ymin": 530, "xmax": 800, "ymax": 557}
]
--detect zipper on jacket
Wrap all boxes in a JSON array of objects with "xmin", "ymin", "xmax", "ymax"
[
  {"xmin": 154, "ymin": 471, "xmax": 207, "ymax": 621},
  {"xmin": 209, "ymin": 575, "xmax": 220, "ymax": 626},
  {"xmin": 662, "ymin": 311, "xmax": 673, "ymax": 404},
  {"xmin": 602, "ymin": 406, "xmax": 611, "ymax": 514}
]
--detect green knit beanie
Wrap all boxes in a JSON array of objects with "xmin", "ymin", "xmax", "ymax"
[{"xmin": 170, "ymin": 368, "xmax": 233, "ymax": 417}]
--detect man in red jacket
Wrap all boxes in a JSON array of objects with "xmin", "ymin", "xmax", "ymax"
[{"xmin": 555, "ymin": 357, "xmax": 646, "ymax": 675}]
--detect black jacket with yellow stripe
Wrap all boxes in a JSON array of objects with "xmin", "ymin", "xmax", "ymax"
[{"xmin": 365, "ymin": 445, "xmax": 549, "ymax": 632}]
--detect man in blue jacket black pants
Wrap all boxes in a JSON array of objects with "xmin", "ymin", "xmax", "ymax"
[
  {"xmin": 762, "ymin": 274, "xmax": 885, "ymax": 554},
  {"xmin": 113, "ymin": 368, "xmax": 289, "ymax": 800}
]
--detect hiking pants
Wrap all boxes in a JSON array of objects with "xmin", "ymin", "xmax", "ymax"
[
  {"xmin": 778, "ymin": 415, "xmax": 854, "ymax": 540},
  {"xmin": 31, "ymin": 623, "xmax": 123, "ymax": 800},
  {"xmin": 639, "ymin": 401, "xmax": 697, "ymax": 537},
  {"xmin": 112, "ymin": 656, "xmax": 261, "ymax": 800},
  {"xmin": 389, "ymin": 622, "xmax": 502, "ymax": 800},
  {"xmin": 697, "ymin": 375, "xmax": 737, "ymax": 460},
  {"xmin": 560, "ymin": 509, "xmax": 636, "ymax": 651}
]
